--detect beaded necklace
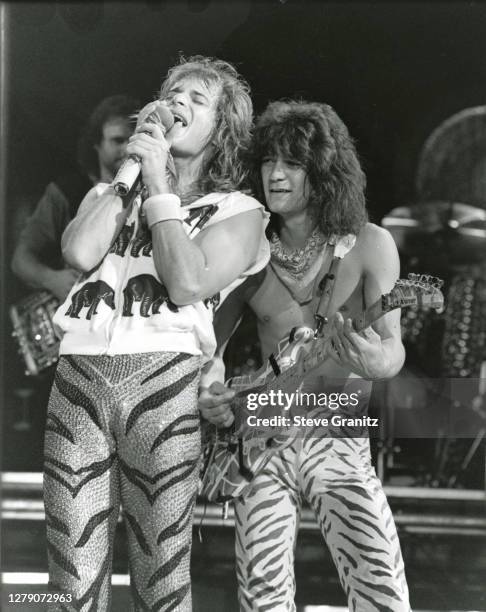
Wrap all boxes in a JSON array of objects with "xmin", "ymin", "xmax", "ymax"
[
  {"xmin": 269, "ymin": 227, "xmax": 327, "ymax": 275},
  {"xmin": 269, "ymin": 228, "xmax": 330, "ymax": 304}
]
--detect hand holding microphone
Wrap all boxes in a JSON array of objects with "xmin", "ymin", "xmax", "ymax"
[{"xmin": 113, "ymin": 101, "xmax": 174, "ymax": 196}]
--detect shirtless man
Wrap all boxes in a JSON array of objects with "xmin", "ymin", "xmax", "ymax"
[{"xmin": 199, "ymin": 100, "xmax": 410, "ymax": 611}]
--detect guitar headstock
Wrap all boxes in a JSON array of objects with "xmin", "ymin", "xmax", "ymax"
[{"xmin": 381, "ymin": 274, "xmax": 444, "ymax": 314}]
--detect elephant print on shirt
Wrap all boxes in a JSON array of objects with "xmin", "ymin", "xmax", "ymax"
[
  {"xmin": 130, "ymin": 226, "xmax": 153, "ymax": 257},
  {"xmin": 122, "ymin": 274, "xmax": 179, "ymax": 317},
  {"xmin": 109, "ymin": 222, "xmax": 135, "ymax": 257},
  {"xmin": 65, "ymin": 280, "xmax": 116, "ymax": 320}
]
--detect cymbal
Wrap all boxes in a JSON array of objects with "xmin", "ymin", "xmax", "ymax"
[{"xmin": 381, "ymin": 201, "xmax": 486, "ymax": 264}]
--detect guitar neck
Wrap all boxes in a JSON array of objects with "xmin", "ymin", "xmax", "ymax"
[
  {"xmin": 300, "ymin": 298, "xmax": 384, "ymax": 374},
  {"xmin": 231, "ymin": 278, "xmax": 442, "ymax": 397},
  {"xmin": 352, "ymin": 299, "xmax": 384, "ymax": 332}
]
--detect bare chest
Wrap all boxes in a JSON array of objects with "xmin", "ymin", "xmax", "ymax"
[{"xmin": 248, "ymin": 257, "xmax": 364, "ymax": 356}]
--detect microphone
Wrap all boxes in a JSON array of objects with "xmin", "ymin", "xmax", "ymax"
[{"xmin": 113, "ymin": 105, "xmax": 174, "ymax": 196}]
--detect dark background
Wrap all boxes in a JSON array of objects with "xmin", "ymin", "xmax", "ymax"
[
  {"xmin": 7, "ymin": 1, "xmax": 486, "ymax": 221},
  {"xmin": 3, "ymin": 0, "xmax": 486, "ymax": 470}
]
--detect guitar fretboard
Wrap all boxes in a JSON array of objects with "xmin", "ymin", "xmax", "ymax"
[
  {"xmin": 231, "ymin": 297, "xmax": 386, "ymax": 397},
  {"xmin": 353, "ymin": 300, "xmax": 384, "ymax": 333},
  {"xmin": 226, "ymin": 278, "xmax": 443, "ymax": 424},
  {"xmin": 299, "ymin": 297, "xmax": 385, "ymax": 374}
]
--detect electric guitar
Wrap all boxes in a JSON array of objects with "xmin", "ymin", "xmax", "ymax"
[
  {"xmin": 200, "ymin": 274, "xmax": 445, "ymax": 503},
  {"xmin": 10, "ymin": 291, "xmax": 61, "ymax": 376}
]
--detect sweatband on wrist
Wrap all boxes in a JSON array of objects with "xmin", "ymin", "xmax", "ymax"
[{"xmin": 144, "ymin": 194, "xmax": 183, "ymax": 228}]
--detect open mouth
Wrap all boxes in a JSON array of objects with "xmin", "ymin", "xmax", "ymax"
[{"xmin": 171, "ymin": 112, "xmax": 188, "ymax": 127}]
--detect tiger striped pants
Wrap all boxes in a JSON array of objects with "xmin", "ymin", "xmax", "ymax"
[
  {"xmin": 234, "ymin": 436, "xmax": 410, "ymax": 612},
  {"xmin": 43, "ymin": 352, "xmax": 201, "ymax": 612}
]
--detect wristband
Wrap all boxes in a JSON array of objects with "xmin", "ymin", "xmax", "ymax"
[{"xmin": 144, "ymin": 194, "xmax": 183, "ymax": 228}]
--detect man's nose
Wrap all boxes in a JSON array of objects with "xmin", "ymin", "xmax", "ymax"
[
  {"xmin": 171, "ymin": 91, "xmax": 188, "ymax": 107},
  {"xmin": 269, "ymin": 161, "xmax": 286, "ymax": 180}
]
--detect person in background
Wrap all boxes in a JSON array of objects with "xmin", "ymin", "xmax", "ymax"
[
  {"xmin": 11, "ymin": 94, "xmax": 139, "ymax": 302},
  {"xmin": 8, "ymin": 95, "xmax": 139, "ymax": 472}
]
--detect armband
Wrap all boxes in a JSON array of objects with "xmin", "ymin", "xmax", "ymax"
[{"xmin": 144, "ymin": 194, "xmax": 183, "ymax": 228}]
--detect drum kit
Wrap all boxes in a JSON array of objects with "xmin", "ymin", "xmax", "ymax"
[
  {"xmin": 382, "ymin": 201, "xmax": 486, "ymax": 376},
  {"xmin": 382, "ymin": 201, "xmax": 486, "ymax": 268},
  {"xmin": 380, "ymin": 200, "xmax": 486, "ymax": 488}
]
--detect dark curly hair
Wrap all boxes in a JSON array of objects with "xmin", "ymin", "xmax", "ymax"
[
  {"xmin": 252, "ymin": 100, "xmax": 368, "ymax": 236},
  {"xmin": 159, "ymin": 55, "xmax": 253, "ymax": 195},
  {"xmin": 77, "ymin": 94, "xmax": 140, "ymax": 179}
]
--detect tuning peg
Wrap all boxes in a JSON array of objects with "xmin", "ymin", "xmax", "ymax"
[{"xmin": 407, "ymin": 273, "xmax": 420, "ymax": 284}]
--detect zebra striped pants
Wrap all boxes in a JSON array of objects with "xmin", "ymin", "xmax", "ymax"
[
  {"xmin": 234, "ymin": 436, "xmax": 410, "ymax": 612},
  {"xmin": 43, "ymin": 352, "xmax": 201, "ymax": 611}
]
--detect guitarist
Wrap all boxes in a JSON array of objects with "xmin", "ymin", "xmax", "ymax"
[
  {"xmin": 11, "ymin": 94, "xmax": 139, "ymax": 302},
  {"xmin": 199, "ymin": 101, "xmax": 410, "ymax": 611}
]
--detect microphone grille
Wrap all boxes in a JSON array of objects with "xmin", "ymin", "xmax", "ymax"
[{"xmin": 153, "ymin": 105, "xmax": 175, "ymax": 131}]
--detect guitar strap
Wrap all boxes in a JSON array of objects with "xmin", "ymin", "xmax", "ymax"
[
  {"xmin": 314, "ymin": 234, "xmax": 356, "ymax": 335},
  {"xmin": 314, "ymin": 248, "xmax": 342, "ymax": 336}
]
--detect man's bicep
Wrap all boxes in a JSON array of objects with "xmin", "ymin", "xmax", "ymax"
[
  {"xmin": 195, "ymin": 209, "xmax": 263, "ymax": 297},
  {"xmin": 363, "ymin": 228, "xmax": 402, "ymax": 339},
  {"xmin": 364, "ymin": 228, "xmax": 400, "ymax": 292}
]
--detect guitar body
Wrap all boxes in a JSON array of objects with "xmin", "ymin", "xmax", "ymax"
[
  {"xmin": 200, "ymin": 431, "xmax": 276, "ymax": 503},
  {"xmin": 10, "ymin": 291, "xmax": 61, "ymax": 376},
  {"xmin": 200, "ymin": 326, "xmax": 323, "ymax": 503},
  {"xmin": 200, "ymin": 275, "xmax": 445, "ymax": 504}
]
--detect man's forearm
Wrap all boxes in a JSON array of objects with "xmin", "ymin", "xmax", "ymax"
[
  {"xmin": 62, "ymin": 187, "xmax": 132, "ymax": 272},
  {"xmin": 150, "ymin": 208, "xmax": 263, "ymax": 306},
  {"xmin": 12, "ymin": 246, "xmax": 55, "ymax": 291},
  {"xmin": 151, "ymin": 220, "xmax": 208, "ymax": 305},
  {"xmin": 200, "ymin": 354, "xmax": 226, "ymax": 388},
  {"xmin": 379, "ymin": 337, "xmax": 405, "ymax": 379}
]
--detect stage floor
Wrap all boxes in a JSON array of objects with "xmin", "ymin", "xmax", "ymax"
[{"xmin": 2, "ymin": 473, "xmax": 486, "ymax": 611}]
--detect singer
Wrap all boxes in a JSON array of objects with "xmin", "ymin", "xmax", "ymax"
[{"xmin": 43, "ymin": 55, "xmax": 269, "ymax": 611}]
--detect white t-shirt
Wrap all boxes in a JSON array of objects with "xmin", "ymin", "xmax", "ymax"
[{"xmin": 53, "ymin": 184, "xmax": 270, "ymax": 363}]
